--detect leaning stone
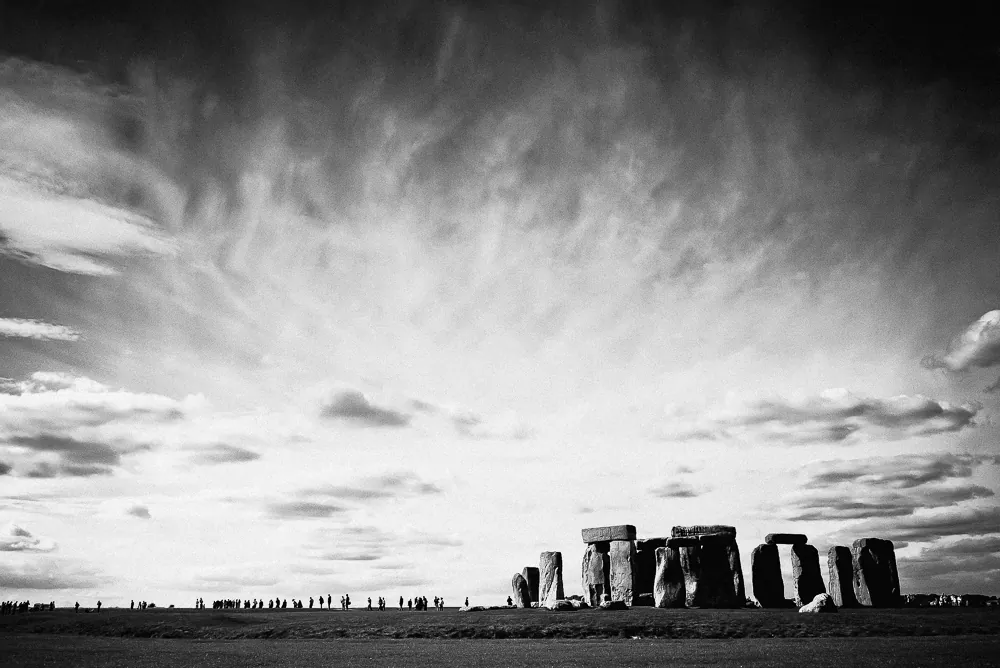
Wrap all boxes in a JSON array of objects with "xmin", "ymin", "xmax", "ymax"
[
  {"xmin": 543, "ymin": 599, "xmax": 575, "ymax": 611},
  {"xmin": 751, "ymin": 543, "xmax": 783, "ymax": 608},
  {"xmin": 635, "ymin": 538, "xmax": 668, "ymax": 597},
  {"xmin": 666, "ymin": 536, "xmax": 699, "ymax": 548},
  {"xmin": 582, "ymin": 525, "xmax": 637, "ymax": 543},
  {"xmin": 598, "ymin": 600, "xmax": 628, "ymax": 610},
  {"xmin": 539, "ymin": 551, "xmax": 565, "ymax": 605},
  {"xmin": 827, "ymin": 546, "xmax": 858, "ymax": 608},
  {"xmin": 765, "ymin": 533, "xmax": 808, "ymax": 545},
  {"xmin": 610, "ymin": 539, "xmax": 638, "ymax": 605},
  {"xmin": 671, "ymin": 525, "xmax": 736, "ymax": 538},
  {"xmin": 581, "ymin": 542, "xmax": 611, "ymax": 607},
  {"xmin": 852, "ymin": 538, "xmax": 900, "ymax": 607},
  {"xmin": 653, "ymin": 546, "xmax": 685, "ymax": 608},
  {"xmin": 798, "ymin": 593, "xmax": 837, "ymax": 613},
  {"xmin": 511, "ymin": 573, "xmax": 532, "ymax": 608},
  {"xmin": 521, "ymin": 566, "xmax": 540, "ymax": 603},
  {"xmin": 791, "ymin": 543, "xmax": 826, "ymax": 607}
]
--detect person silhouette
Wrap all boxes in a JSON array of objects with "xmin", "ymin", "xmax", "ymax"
[
  {"xmin": 97, "ymin": 601, "xmax": 102, "ymax": 611},
  {"xmin": 465, "ymin": 597, "xmax": 469, "ymax": 607},
  {"xmin": 327, "ymin": 594, "xmax": 331, "ymax": 609},
  {"xmin": 309, "ymin": 597, "xmax": 314, "ymax": 608},
  {"xmin": 399, "ymin": 596, "xmax": 404, "ymax": 611},
  {"xmin": 506, "ymin": 596, "xmax": 512, "ymax": 606},
  {"xmin": 75, "ymin": 602, "xmax": 79, "ymax": 613},
  {"xmin": 367, "ymin": 597, "xmax": 372, "ymax": 611},
  {"xmin": 319, "ymin": 595, "xmax": 323, "ymax": 609}
]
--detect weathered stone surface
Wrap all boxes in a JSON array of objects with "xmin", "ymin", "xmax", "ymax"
[
  {"xmin": 511, "ymin": 573, "xmax": 531, "ymax": 608},
  {"xmin": 521, "ymin": 566, "xmax": 540, "ymax": 603},
  {"xmin": 791, "ymin": 543, "xmax": 826, "ymax": 607},
  {"xmin": 827, "ymin": 546, "xmax": 859, "ymax": 608},
  {"xmin": 671, "ymin": 525, "xmax": 736, "ymax": 538},
  {"xmin": 459, "ymin": 605, "xmax": 487, "ymax": 612},
  {"xmin": 598, "ymin": 600, "xmax": 628, "ymax": 610},
  {"xmin": 765, "ymin": 533, "xmax": 808, "ymax": 545},
  {"xmin": 582, "ymin": 525, "xmax": 637, "ymax": 543},
  {"xmin": 653, "ymin": 546, "xmax": 685, "ymax": 608},
  {"xmin": 678, "ymin": 535, "xmax": 744, "ymax": 609},
  {"xmin": 666, "ymin": 536, "xmax": 699, "ymax": 548},
  {"xmin": 727, "ymin": 536, "xmax": 746, "ymax": 605},
  {"xmin": 543, "ymin": 599, "xmax": 575, "ymax": 611},
  {"xmin": 799, "ymin": 593, "xmax": 837, "ymax": 614},
  {"xmin": 539, "ymin": 551, "xmax": 564, "ymax": 605},
  {"xmin": 610, "ymin": 539, "xmax": 638, "ymax": 605},
  {"xmin": 635, "ymin": 538, "xmax": 667, "ymax": 597},
  {"xmin": 751, "ymin": 543, "xmax": 783, "ymax": 608},
  {"xmin": 852, "ymin": 538, "xmax": 901, "ymax": 607},
  {"xmin": 581, "ymin": 542, "xmax": 611, "ymax": 607}
]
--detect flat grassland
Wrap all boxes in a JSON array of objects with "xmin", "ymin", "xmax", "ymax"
[{"xmin": 1, "ymin": 607, "xmax": 998, "ymax": 667}]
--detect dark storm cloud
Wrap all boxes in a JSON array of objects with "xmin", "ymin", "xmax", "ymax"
[
  {"xmin": 649, "ymin": 481, "xmax": 703, "ymax": 498},
  {"xmin": 896, "ymin": 540, "xmax": 1000, "ymax": 592},
  {"xmin": 0, "ymin": 461, "xmax": 10, "ymax": 475},
  {"xmin": 320, "ymin": 390, "xmax": 411, "ymax": 428},
  {"xmin": 191, "ymin": 444, "xmax": 261, "ymax": 465},
  {"xmin": 3, "ymin": 433, "xmax": 134, "ymax": 477},
  {"xmin": 849, "ymin": 506, "xmax": 1000, "ymax": 543},
  {"xmin": 299, "ymin": 472, "xmax": 442, "ymax": 501},
  {"xmin": 267, "ymin": 501, "xmax": 347, "ymax": 519}
]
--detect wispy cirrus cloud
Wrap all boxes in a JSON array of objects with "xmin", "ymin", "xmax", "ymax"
[
  {"xmin": 650, "ymin": 481, "xmax": 703, "ymax": 499},
  {"xmin": 0, "ymin": 318, "xmax": 80, "ymax": 341},
  {"xmin": 665, "ymin": 389, "xmax": 978, "ymax": 444},
  {"xmin": 267, "ymin": 501, "xmax": 347, "ymax": 519},
  {"xmin": 299, "ymin": 472, "xmax": 442, "ymax": 501},
  {"xmin": 0, "ymin": 560, "xmax": 107, "ymax": 590},
  {"xmin": 190, "ymin": 444, "xmax": 261, "ymax": 465},
  {"xmin": 806, "ymin": 453, "xmax": 1000, "ymax": 489}
]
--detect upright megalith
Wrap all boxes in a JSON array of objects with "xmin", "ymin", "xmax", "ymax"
[
  {"xmin": 581, "ymin": 542, "xmax": 611, "ymax": 607},
  {"xmin": 751, "ymin": 543, "xmax": 784, "ymax": 607},
  {"xmin": 521, "ymin": 566, "xmax": 540, "ymax": 603},
  {"xmin": 765, "ymin": 533, "xmax": 808, "ymax": 545},
  {"xmin": 582, "ymin": 525, "xmax": 637, "ymax": 543},
  {"xmin": 511, "ymin": 573, "xmax": 531, "ymax": 608},
  {"xmin": 610, "ymin": 539, "xmax": 638, "ymax": 605},
  {"xmin": 653, "ymin": 546, "xmax": 685, "ymax": 607},
  {"xmin": 635, "ymin": 538, "xmax": 667, "ymax": 601},
  {"xmin": 539, "ymin": 551, "xmax": 564, "ymax": 605},
  {"xmin": 791, "ymin": 543, "xmax": 826, "ymax": 607},
  {"xmin": 852, "ymin": 538, "xmax": 900, "ymax": 607},
  {"xmin": 672, "ymin": 526, "xmax": 744, "ymax": 608},
  {"xmin": 827, "ymin": 546, "xmax": 858, "ymax": 608}
]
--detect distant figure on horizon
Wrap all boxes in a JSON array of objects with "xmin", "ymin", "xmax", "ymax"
[
  {"xmin": 75, "ymin": 602, "xmax": 79, "ymax": 613},
  {"xmin": 506, "ymin": 596, "xmax": 512, "ymax": 606},
  {"xmin": 367, "ymin": 597, "xmax": 372, "ymax": 611},
  {"xmin": 283, "ymin": 599, "xmax": 288, "ymax": 609},
  {"xmin": 319, "ymin": 595, "xmax": 324, "ymax": 609},
  {"xmin": 465, "ymin": 597, "xmax": 469, "ymax": 607},
  {"xmin": 96, "ymin": 601, "xmax": 102, "ymax": 611},
  {"xmin": 131, "ymin": 600, "xmax": 134, "ymax": 610},
  {"xmin": 407, "ymin": 598, "xmax": 412, "ymax": 610},
  {"xmin": 345, "ymin": 594, "xmax": 351, "ymax": 610},
  {"xmin": 309, "ymin": 597, "xmax": 314, "ymax": 608},
  {"xmin": 327, "ymin": 594, "xmax": 331, "ymax": 609},
  {"xmin": 399, "ymin": 596, "xmax": 404, "ymax": 610}
]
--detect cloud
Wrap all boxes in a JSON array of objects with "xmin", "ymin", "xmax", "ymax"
[
  {"xmin": 0, "ymin": 461, "xmax": 10, "ymax": 475},
  {"xmin": 0, "ymin": 523, "xmax": 56, "ymax": 552},
  {"xmin": 127, "ymin": 505, "xmax": 151, "ymax": 519},
  {"xmin": 450, "ymin": 410, "xmax": 533, "ymax": 440},
  {"xmin": 299, "ymin": 472, "xmax": 442, "ymax": 501},
  {"xmin": 0, "ymin": 318, "xmax": 80, "ymax": 341},
  {"xmin": 667, "ymin": 389, "xmax": 978, "ymax": 444},
  {"xmin": 0, "ymin": 561, "xmax": 105, "ymax": 589},
  {"xmin": 923, "ymin": 310, "xmax": 1000, "ymax": 372},
  {"xmin": 848, "ymin": 506, "xmax": 1000, "ymax": 543},
  {"xmin": 650, "ymin": 481, "xmax": 704, "ymax": 498},
  {"xmin": 191, "ymin": 444, "xmax": 261, "ymax": 465},
  {"xmin": 806, "ymin": 453, "xmax": 1000, "ymax": 490},
  {"xmin": 896, "ymin": 537, "xmax": 1000, "ymax": 592},
  {"xmin": 786, "ymin": 485, "xmax": 995, "ymax": 522},
  {"xmin": 267, "ymin": 501, "xmax": 347, "ymax": 519},
  {"xmin": 2, "ymin": 433, "xmax": 147, "ymax": 477},
  {"xmin": 319, "ymin": 390, "xmax": 411, "ymax": 427}
]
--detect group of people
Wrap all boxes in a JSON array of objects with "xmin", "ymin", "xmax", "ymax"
[
  {"xmin": 130, "ymin": 600, "xmax": 155, "ymax": 610},
  {"xmin": 189, "ymin": 594, "xmax": 353, "ymax": 610},
  {"xmin": 1, "ymin": 600, "xmax": 54, "ymax": 615}
]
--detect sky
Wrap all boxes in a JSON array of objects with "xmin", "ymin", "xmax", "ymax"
[{"xmin": 1, "ymin": 0, "xmax": 999, "ymax": 607}]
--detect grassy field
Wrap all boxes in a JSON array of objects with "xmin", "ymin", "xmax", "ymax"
[
  {"xmin": 2, "ymin": 634, "xmax": 999, "ymax": 667},
  {"xmin": 0, "ymin": 606, "xmax": 997, "ymax": 640}
]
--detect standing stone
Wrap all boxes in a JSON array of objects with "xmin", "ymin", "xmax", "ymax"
[
  {"xmin": 765, "ymin": 533, "xmax": 808, "ymax": 545},
  {"xmin": 791, "ymin": 543, "xmax": 826, "ymax": 607},
  {"xmin": 852, "ymin": 538, "xmax": 901, "ymax": 607},
  {"xmin": 582, "ymin": 525, "xmax": 637, "ymax": 543},
  {"xmin": 827, "ymin": 546, "xmax": 858, "ymax": 608},
  {"xmin": 635, "ymin": 538, "xmax": 668, "ymax": 602},
  {"xmin": 539, "ymin": 551, "xmax": 564, "ymax": 605},
  {"xmin": 609, "ymin": 540, "xmax": 638, "ymax": 605},
  {"xmin": 511, "ymin": 573, "xmax": 531, "ymax": 608},
  {"xmin": 521, "ymin": 566, "xmax": 540, "ymax": 603},
  {"xmin": 751, "ymin": 543, "xmax": 784, "ymax": 607},
  {"xmin": 653, "ymin": 546, "xmax": 685, "ymax": 607},
  {"xmin": 581, "ymin": 542, "xmax": 611, "ymax": 607},
  {"xmin": 673, "ymin": 528, "xmax": 744, "ymax": 608}
]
